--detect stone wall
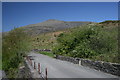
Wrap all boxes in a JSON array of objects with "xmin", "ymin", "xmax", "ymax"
[
  {"xmin": 56, "ymin": 55, "xmax": 79, "ymax": 64},
  {"xmin": 81, "ymin": 59, "xmax": 120, "ymax": 76},
  {"xmin": 56, "ymin": 55, "xmax": 120, "ymax": 76}
]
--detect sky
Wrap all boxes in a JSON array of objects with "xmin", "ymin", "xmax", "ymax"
[{"xmin": 2, "ymin": 2, "xmax": 118, "ymax": 32}]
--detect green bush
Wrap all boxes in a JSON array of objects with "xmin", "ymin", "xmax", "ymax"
[
  {"xmin": 54, "ymin": 26, "xmax": 98, "ymax": 57},
  {"xmin": 2, "ymin": 28, "xmax": 31, "ymax": 77},
  {"xmin": 53, "ymin": 23, "xmax": 118, "ymax": 63}
]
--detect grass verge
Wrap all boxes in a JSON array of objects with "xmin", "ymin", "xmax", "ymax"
[{"xmin": 39, "ymin": 51, "xmax": 54, "ymax": 58}]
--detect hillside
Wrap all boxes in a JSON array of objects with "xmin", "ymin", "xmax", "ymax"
[
  {"xmin": 22, "ymin": 19, "xmax": 92, "ymax": 36},
  {"xmin": 2, "ymin": 20, "xmax": 119, "ymax": 78},
  {"xmin": 31, "ymin": 20, "xmax": 119, "ymax": 63},
  {"xmin": 31, "ymin": 20, "xmax": 119, "ymax": 50}
]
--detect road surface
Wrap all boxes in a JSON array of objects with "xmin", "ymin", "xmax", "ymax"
[
  {"xmin": 0, "ymin": 70, "xmax": 7, "ymax": 79},
  {"xmin": 0, "ymin": 70, "xmax": 2, "ymax": 79},
  {"xmin": 28, "ymin": 52, "xmax": 119, "ymax": 78}
]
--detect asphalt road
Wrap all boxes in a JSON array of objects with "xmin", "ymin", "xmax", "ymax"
[
  {"xmin": 0, "ymin": 70, "xmax": 2, "ymax": 79},
  {"xmin": 28, "ymin": 52, "xmax": 119, "ymax": 78},
  {"xmin": 0, "ymin": 70, "xmax": 7, "ymax": 79}
]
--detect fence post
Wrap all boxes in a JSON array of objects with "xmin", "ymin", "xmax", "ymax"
[
  {"xmin": 26, "ymin": 56, "xmax": 28, "ymax": 60},
  {"xmin": 27, "ymin": 56, "xmax": 29, "ymax": 61},
  {"xmin": 28, "ymin": 57, "xmax": 30, "ymax": 63},
  {"xmin": 79, "ymin": 60, "xmax": 81, "ymax": 65},
  {"xmin": 30, "ymin": 60, "xmax": 32, "ymax": 66},
  {"xmin": 45, "ymin": 68, "xmax": 47, "ymax": 80},
  {"xmin": 34, "ymin": 62, "xmax": 36, "ymax": 69},
  {"xmin": 38, "ymin": 63, "xmax": 40, "ymax": 74}
]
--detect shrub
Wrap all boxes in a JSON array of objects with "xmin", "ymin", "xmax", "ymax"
[
  {"xmin": 53, "ymin": 23, "xmax": 118, "ymax": 62},
  {"xmin": 2, "ymin": 28, "xmax": 31, "ymax": 77}
]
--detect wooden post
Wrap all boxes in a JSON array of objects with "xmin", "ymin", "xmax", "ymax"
[
  {"xmin": 30, "ymin": 60, "xmax": 32, "ymax": 66},
  {"xmin": 28, "ymin": 57, "xmax": 30, "ymax": 63},
  {"xmin": 45, "ymin": 68, "xmax": 47, "ymax": 80},
  {"xmin": 26, "ymin": 56, "xmax": 28, "ymax": 60},
  {"xmin": 79, "ymin": 60, "xmax": 81, "ymax": 65},
  {"xmin": 27, "ymin": 56, "xmax": 29, "ymax": 61},
  {"xmin": 34, "ymin": 62, "xmax": 36, "ymax": 69},
  {"xmin": 38, "ymin": 63, "xmax": 40, "ymax": 74}
]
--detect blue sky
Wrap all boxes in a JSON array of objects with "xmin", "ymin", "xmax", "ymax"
[{"xmin": 3, "ymin": 2, "xmax": 118, "ymax": 32}]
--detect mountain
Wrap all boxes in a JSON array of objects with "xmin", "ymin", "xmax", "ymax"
[
  {"xmin": 22, "ymin": 19, "xmax": 93, "ymax": 36},
  {"xmin": 31, "ymin": 20, "xmax": 119, "ymax": 63}
]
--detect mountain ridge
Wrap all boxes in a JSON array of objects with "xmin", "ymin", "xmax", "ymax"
[{"xmin": 22, "ymin": 19, "xmax": 93, "ymax": 36}]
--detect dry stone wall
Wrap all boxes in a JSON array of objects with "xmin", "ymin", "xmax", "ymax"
[{"xmin": 55, "ymin": 55, "xmax": 120, "ymax": 76}]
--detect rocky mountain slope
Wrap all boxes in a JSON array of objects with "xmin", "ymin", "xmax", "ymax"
[{"xmin": 22, "ymin": 19, "xmax": 92, "ymax": 36}]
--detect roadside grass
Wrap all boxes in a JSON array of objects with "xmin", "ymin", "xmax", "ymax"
[
  {"xmin": 0, "ymin": 59, "xmax": 1, "ymax": 70},
  {"xmin": 0, "ymin": 34, "xmax": 2, "ymax": 70},
  {"xmin": 0, "ymin": 50, "xmax": 1, "ymax": 70},
  {"xmin": 2, "ymin": 28, "xmax": 31, "ymax": 78},
  {"xmin": 39, "ymin": 51, "xmax": 54, "ymax": 58}
]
